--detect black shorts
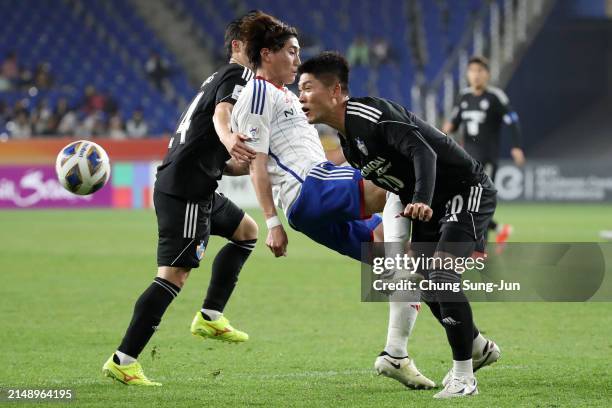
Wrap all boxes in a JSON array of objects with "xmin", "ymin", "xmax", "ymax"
[
  {"xmin": 411, "ymin": 179, "xmax": 497, "ymax": 257},
  {"xmin": 154, "ymin": 190, "xmax": 245, "ymax": 268}
]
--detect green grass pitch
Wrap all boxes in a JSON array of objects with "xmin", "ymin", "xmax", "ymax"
[{"xmin": 1, "ymin": 204, "xmax": 611, "ymax": 407}]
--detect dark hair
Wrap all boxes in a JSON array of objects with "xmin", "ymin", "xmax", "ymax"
[
  {"xmin": 297, "ymin": 51, "xmax": 349, "ymax": 93},
  {"xmin": 468, "ymin": 55, "xmax": 490, "ymax": 71},
  {"xmin": 240, "ymin": 12, "xmax": 298, "ymax": 68},
  {"xmin": 223, "ymin": 10, "xmax": 261, "ymax": 60}
]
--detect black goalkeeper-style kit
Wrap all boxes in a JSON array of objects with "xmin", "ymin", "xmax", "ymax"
[
  {"xmin": 341, "ymin": 96, "xmax": 497, "ymax": 253},
  {"xmin": 154, "ymin": 63, "xmax": 253, "ymax": 268},
  {"xmin": 342, "ymin": 96, "xmax": 497, "ymax": 362}
]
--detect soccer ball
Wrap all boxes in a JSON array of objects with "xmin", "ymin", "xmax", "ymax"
[{"xmin": 55, "ymin": 140, "xmax": 111, "ymax": 195}]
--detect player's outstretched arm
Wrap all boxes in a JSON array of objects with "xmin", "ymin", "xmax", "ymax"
[
  {"xmin": 249, "ymin": 153, "xmax": 288, "ymax": 257},
  {"xmin": 213, "ymin": 101, "xmax": 257, "ymax": 163}
]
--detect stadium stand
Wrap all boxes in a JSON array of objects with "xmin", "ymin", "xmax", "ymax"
[
  {"xmin": 0, "ymin": 0, "xmax": 192, "ymax": 137},
  {"xmin": 0, "ymin": 0, "xmax": 505, "ymax": 139}
]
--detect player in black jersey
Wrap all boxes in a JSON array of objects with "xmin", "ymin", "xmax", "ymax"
[
  {"xmin": 298, "ymin": 52, "xmax": 501, "ymax": 399},
  {"xmin": 443, "ymin": 56, "xmax": 525, "ymax": 245},
  {"xmin": 103, "ymin": 13, "xmax": 260, "ymax": 386}
]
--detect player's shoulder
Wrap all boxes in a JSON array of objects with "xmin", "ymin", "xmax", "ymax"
[
  {"xmin": 458, "ymin": 87, "xmax": 472, "ymax": 98},
  {"xmin": 486, "ymin": 86, "xmax": 510, "ymax": 105},
  {"xmin": 238, "ymin": 77, "xmax": 280, "ymax": 115},
  {"xmin": 346, "ymin": 96, "xmax": 386, "ymax": 124},
  {"xmin": 348, "ymin": 96, "xmax": 416, "ymax": 126},
  {"xmin": 218, "ymin": 63, "xmax": 254, "ymax": 82}
]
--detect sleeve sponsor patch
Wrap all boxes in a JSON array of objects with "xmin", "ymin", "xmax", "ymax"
[{"xmin": 232, "ymin": 84, "xmax": 244, "ymax": 100}]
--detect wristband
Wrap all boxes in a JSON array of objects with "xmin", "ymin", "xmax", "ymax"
[{"xmin": 266, "ymin": 216, "xmax": 282, "ymax": 229}]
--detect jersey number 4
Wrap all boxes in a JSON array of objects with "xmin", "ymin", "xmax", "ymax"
[{"xmin": 169, "ymin": 91, "xmax": 205, "ymax": 148}]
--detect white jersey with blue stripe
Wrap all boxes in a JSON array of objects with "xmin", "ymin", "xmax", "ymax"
[{"xmin": 231, "ymin": 77, "xmax": 327, "ymax": 212}]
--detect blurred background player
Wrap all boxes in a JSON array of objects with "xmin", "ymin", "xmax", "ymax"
[
  {"xmin": 102, "ymin": 14, "xmax": 259, "ymax": 386},
  {"xmin": 443, "ymin": 56, "xmax": 525, "ymax": 246}
]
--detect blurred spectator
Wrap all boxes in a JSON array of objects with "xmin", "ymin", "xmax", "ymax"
[
  {"xmin": 78, "ymin": 111, "xmax": 107, "ymax": 137},
  {"xmin": 0, "ymin": 75, "xmax": 10, "ymax": 91},
  {"xmin": 371, "ymin": 37, "xmax": 395, "ymax": 66},
  {"xmin": 108, "ymin": 114, "xmax": 126, "ymax": 139},
  {"xmin": 1, "ymin": 51, "xmax": 19, "ymax": 83},
  {"xmin": 31, "ymin": 99, "xmax": 53, "ymax": 135},
  {"xmin": 34, "ymin": 63, "xmax": 54, "ymax": 90},
  {"xmin": 0, "ymin": 101, "xmax": 8, "ymax": 130},
  {"xmin": 18, "ymin": 67, "xmax": 34, "ymax": 90},
  {"xmin": 7, "ymin": 110, "xmax": 32, "ymax": 139},
  {"xmin": 145, "ymin": 52, "xmax": 171, "ymax": 91},
  {"xmin": 80, "ymin": 85, "xmax": 107, "ymax": 114},
  {"xmin": 103, "ymin": 92, "xmax": 119, "ymax": 115},
  {"xmin": 51, "ymin": 98, "xmax": 78, "ymax": 136},
  {"xmin": 126, "ymin": 109, "xmax": 148, "ymax": 138},
  {"xmin": 12, "ymin": 100, "xmax": 29, "ymax": 117},
  {"xmin": 347, "ymin": 36, "xmax": 370, "ymax": 67}
]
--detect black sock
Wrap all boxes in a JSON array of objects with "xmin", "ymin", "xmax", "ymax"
[
  {"xmin": 439, "ymin": 291, "xmax": 474, "ymax": 361},
  {"xmin": 426, "ymin": 300, "xmax": 480, "ymax": 341},
  {"xmin": 117, "ymin": 277, "xmax": 180, "ymax": 359},
  {"xmin": 426, "ymin": 268, "xmax": 474, "ymax": 361},
  {"xmin": 425, "ymin": 301, "xmax": 480, "ymax": 339},
  {"xmin": 202, "ymin": 239, "xmax": 256, "ymax": 315}
]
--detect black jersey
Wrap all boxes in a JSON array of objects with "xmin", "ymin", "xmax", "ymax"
[
  {"xmin": 449, "ymin": 86, "xmax": 521, "ymax": 162},
  {"xmin": 341, "ymin": 97, "xmax": 491, "ymax": 206},
  {"xmin": 155, "ymin": 63, "xmax": 254, "ymax": 199}
]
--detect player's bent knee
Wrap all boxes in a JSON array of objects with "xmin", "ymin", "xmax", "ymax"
[
  {"xmin": 232, "ymin": 213, "xmax": 259, "ymax": 241},
  {"xmin": 157, "ymin": 266, "xmax": 191, "ymax": 288},
  {"xmin": 363, "ymin": 181, "xmax": 386, "ymax": 214}
]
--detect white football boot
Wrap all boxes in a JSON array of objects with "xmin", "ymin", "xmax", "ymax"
[
  {"xmin": 442, "ymin": 339, "xmax": 501, "ymax": 387},
  {"xmin": 374, "ymin": 352, "xmax": 435, "ymax": 389},
  {"xmin": 433, "ymin": 375, "xmax": 478, "ymax": 399}
]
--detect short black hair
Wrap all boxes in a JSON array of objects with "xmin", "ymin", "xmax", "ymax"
[
  {"xmin": 468, "ymin": 55, "xmax": 490, "ymax": 71},
  {"xmin": 240, "ymin": 12, "xmax": 298, "ymax": 69},
  {"xmin": 223, "ymin": 10, "xmax": 261, "ymax": 60},
  {"xmin": 297, "ymin": 51, "xmax": 349, "ymax": 93}
]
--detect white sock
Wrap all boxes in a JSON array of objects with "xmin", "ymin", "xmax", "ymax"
[
  {"xmin": 382, "ymin": 192, "xmax": 417, "ymax": 358},
  {"xmin": 201, "ymin": 308, "xmax": 222, "ymax": 321},
  {"xmin": 382, "ymin": 192, "xmax": 410, "ymax": 242},
  {"xmin": 115, "ymin": 350, "xmax": 136, "ymax": 365},
  {"xmin": 384, "ymin": 302, "xmax": 419, "ymax": 357},
  {"xmin": 472, "ymin": 333, "xmax": 488, "ymax": 356},
  {"xmin": 453, "ymin": 359, "xmax": 473, "ymax": 378}
]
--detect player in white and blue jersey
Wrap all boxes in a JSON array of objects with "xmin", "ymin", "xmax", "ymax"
[{"xmin": 231, "ymin": 15, "xmax": 387, "ymax": 262}]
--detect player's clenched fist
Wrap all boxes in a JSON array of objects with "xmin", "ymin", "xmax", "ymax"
[
  {"xmin": 266, "ymin": 225, "xmax": 288, "ymax": 257},
  {"xmin": 222, "ymin": 132, "xmax": 257, "ymax": 163},
  {"xmin": 399, "ymin": 202, "xmax": 433, "ymax": 221}
]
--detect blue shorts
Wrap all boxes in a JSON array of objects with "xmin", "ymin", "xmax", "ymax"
[{"xmin": 287, "ymin": 162, "xmax": 382, "ymax": 261}]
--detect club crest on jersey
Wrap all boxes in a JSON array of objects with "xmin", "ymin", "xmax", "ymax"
[
  {"xmin": 479, "ymin": 99, "xmax": 490, "ymax": 110},
  {"xmin": 196, "ymin": 241, "xmax": 206, "ymax": 260},
  {"xmin": 356, "ymin": 138, "xmax": 368, "ymax": 155},
  {"xmin": 247, "ymin": 124, "xmax": 260, "ymax": 142}
]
